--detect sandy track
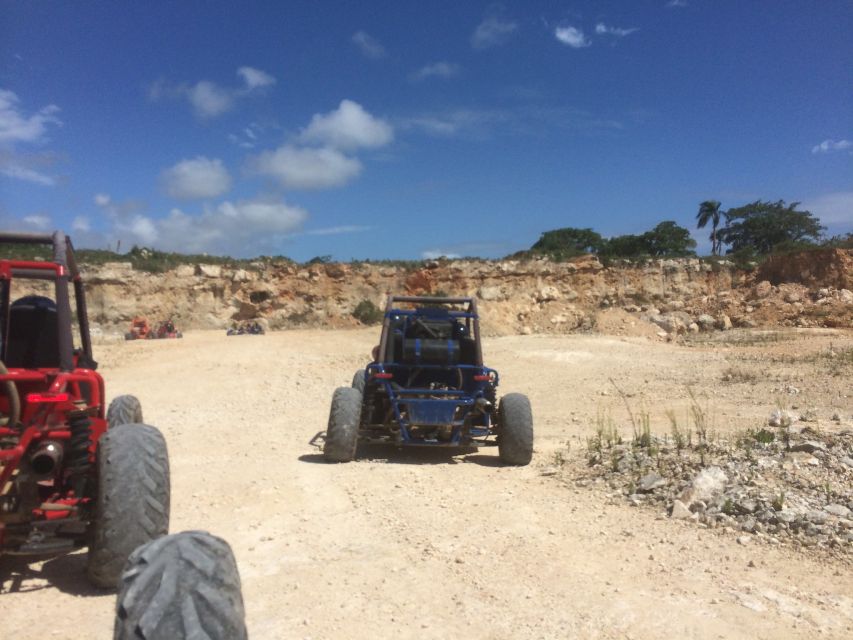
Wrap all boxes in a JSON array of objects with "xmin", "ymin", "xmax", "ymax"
[{"xmin": 2, "ymin": 329, "xmax": 852, "ymax": 639}]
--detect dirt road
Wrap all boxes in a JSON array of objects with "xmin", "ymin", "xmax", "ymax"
[{"xmin": 2, "ymin": 329, "xmax": 852, "ymax": 639}]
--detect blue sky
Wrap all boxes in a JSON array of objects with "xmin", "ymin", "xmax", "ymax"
[{"xmin": 1, "ymin": 0, "xmax": 851, "ymax": 260}]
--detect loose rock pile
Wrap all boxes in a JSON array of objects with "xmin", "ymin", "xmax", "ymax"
[{"xmin": 574, "ymin": 418, "xmax": 853, "ymax": 558}]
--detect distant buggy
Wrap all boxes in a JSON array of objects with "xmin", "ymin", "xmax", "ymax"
[{"xmin": 324, "ymin": 296, "xmax": 533, "ymax": 465}]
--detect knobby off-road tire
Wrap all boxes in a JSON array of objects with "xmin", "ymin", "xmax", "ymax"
[
  {"xmin": 351, "ymin": 369, "xmax": 366, "ymax": 393},
  {"xmin": 324, "ymin": 387, "xmax": 361, "ymax": 462},
  {"xmin": 106, "ymin": 395, "xmax": 144, "ymax": 428},
  {"xmin": 498, "ymin": 393, "xmax": 534, "ymax": 466},
  {"xmin": 114, "ymin": 531, "xmax": 247, "ymax": 640},
  {"xmin": 88, "ymin": 423, "xmax": 170, "ymax": 589}
]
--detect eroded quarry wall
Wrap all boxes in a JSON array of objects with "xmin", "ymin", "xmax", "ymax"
[{"xmin": 81, "ymin": 249, "xmax": 853, "ymax": 337}]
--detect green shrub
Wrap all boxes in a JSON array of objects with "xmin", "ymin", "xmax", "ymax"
[{"xmin": 352, "ymin": 300, "xmax": 383, "ymax": 325}]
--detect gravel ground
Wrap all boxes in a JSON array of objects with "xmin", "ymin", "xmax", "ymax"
[{"xmin": 1, "ymin": 328, "xmax": 852, "ymax": 639}]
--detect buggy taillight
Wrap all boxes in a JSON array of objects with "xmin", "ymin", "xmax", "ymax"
[
  {"xmin": 473, "ymin": 374, "xmax": 490, "ymax": 381},
  {"xmin": 26, "ymin": 392, "xmax": 71, "ymax": 404},
  {"xmin": 373, "ymin": 372, "xmax": 393, "ymax": 379}
]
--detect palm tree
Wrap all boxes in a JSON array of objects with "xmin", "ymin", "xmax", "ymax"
[{"xmin": 696, "ymin": 200, "xmax": 722, "ymax": 255}]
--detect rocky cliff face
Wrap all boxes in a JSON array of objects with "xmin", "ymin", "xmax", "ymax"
[{"xmin": 79, "ymin": 249, "xmax": 853, "ymax": 337}]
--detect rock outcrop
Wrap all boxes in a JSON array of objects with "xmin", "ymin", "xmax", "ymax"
[{"xmin": 76, "ymin": 249, "xmax": 853, "ymax": 336}]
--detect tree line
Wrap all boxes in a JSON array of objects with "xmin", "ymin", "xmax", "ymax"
[{"xmin": 522, "ymin": 200, "xmax": 848, "ymax": 261}]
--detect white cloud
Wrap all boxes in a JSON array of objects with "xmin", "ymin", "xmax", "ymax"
[
  {"xmin": 555, "ymin": 26, "xmax": 591, "ymax": 48},
  {"xmin": 237, "ymin": 66, "xmax": 276, "ymax": 90},
  {"xmin": 94, "ymin": 193, "xmax": 111, "ymax": 207},
  {"xmin": 150, "ymin": 67, "xmax": 276, "ymax": 119},
  {"xmin": 299, "ymin": 99, "xmax": 393, "ymax": 150},
  {"xmin": 72, "ymin": 216, "xmax": 90, "ymax": 232},
  {"xmin": 411, "ymin": 62, "xmax": 461, "ymax": 81},
  {"xmin": 352, "ymin": 31, "xmax": 386, "ymax": 59},
  {"xmin": 89, "ymin": 191, "xmax": 309, "ymax": 255},
  {"xmin": 811, "ymin": 139, "xmax": 852, "ymax": 154},
  {"xmin": 422, "ymin": 249, "xmax": 461, "ymax": 260},
  {"xmin": 666, "ymin": 0, "xmax": 688, "ymax": 7},
  {"xmin": 128, "ymin": 215, "xmax": 158, "ymax": 245},
  {"xmin": 0, "ymin": 89, "xmax": 61, "ymax": 145},
  {"xmin": 23, "ymin": 214, "xmax": 50, "ymax": 229},
  {"xmin": 802, "ymin": 192, "xmax": 853, "ymax": 227},
  {"xmin": 161, "ymin": 156, "xmax": 232, "ymax": 200},
  {"xmin": 187, "ymin": 81, "xmax": 234, "ymax": 118},
  {"xmin": 471, "ymin": 16, "xmax": 518, "ymax": 49},
  {"xmin": 156, "ymin": 198, "xmax": 308, "ymax": 254},
  {"xmin": 0, "ymin": 164, "xmax": 56, "ymax": 186},
  {"xmin": 595, "ymin": 23, "xmax": 639, "ymax": 37},
  {"xmin": 252, "ymin": 145, "xmax": 362, "ymax": 189},
  {"xmin": 300, "ymin": 225, "xmax": 371, "ymax": 236},
  {"xmin": 0, "ymin": 91, "xmax": 61, "ymax": 185},
  {"xmin": 400, "ymin": 104, "xmax": 621, "ymax": 139}
]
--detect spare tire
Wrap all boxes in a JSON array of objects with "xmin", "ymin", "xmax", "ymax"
[{"xmin": 114, "ymin": 531, "xmax": 247, "ymax": 640}]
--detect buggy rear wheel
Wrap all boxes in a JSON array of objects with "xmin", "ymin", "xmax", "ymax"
[
  {"xmin": 114, "ymin": 530, "xmax": 247, "ymax": 640},
  {"xmin": 498, "ymin": 393, "xmax": 534, "ymax": 466},
  {"xmin": 107, "ymin": 395, "xmax": 144, "ymax": 428},
  {"xmin": 351, "ymin": 369, "xmax": 366, "ymax": 393},
  {"xmin": 324, "ymin": 387, "xmax": 361, "ymax": 462},
  {"xmin": 88, "ymin": 423, "xmax": 170, "ymax": 589}
]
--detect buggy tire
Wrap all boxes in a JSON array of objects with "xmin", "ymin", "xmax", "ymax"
[
  {"xmin": 124, "ymin": 333, "xmax": 135, "ymax": 341},
  {"xmin": 324, "ymin": 387, "xmax": 361, "ymax": 462},
  {"xmin": 88, "ymin": 423, "xmax": 170, "ymax": 589},
  {"xmin": 498, "ymin": 393, "xmax": 534, "ymax": 466},
  {"xmin": 114, "ymin": 531, "xmax": 247, "ymax": 640},
  {"xmin": 107, "ymin": 395, "xmax": 144, "ymax": 429},
  {"xmin": 351, "ymin": 369, "xmax": 366, "ymax": 393}
]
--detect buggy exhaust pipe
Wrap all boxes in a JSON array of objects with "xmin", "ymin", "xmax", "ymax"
[{"xmin": 30, "ymin": 441, "xmax": 63, "ymax": 478}]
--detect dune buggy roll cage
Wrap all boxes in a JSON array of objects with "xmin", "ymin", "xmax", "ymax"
[
  {"xmin": 376, "ymin": 296, "xmax": 484, "ymax": 366},
  {"xmin": 0, "ymin": 231, "xmax": 93, "ymax": 372}
]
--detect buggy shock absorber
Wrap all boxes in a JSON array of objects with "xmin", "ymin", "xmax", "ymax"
[{"xmin": 66, "ymin": 410, "xmax": 92, "ymax": 498}]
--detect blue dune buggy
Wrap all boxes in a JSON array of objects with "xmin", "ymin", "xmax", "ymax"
[{"xmin": 324, "ymin": 296, "xmax": 533, "ymax": 465}]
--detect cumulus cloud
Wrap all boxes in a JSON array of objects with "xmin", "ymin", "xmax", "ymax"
[
  {"xmin": 299, "ymin": 99, "xmax": 393, "ymax": 150},
  {"xmin": 0, "ymin": 164, "xmax": 56, "ymax": 186},
  {"xmin": 94, "ymin": 192, "xmax": 308, "ymax": 255},
  {"xmin": 161, "ymin": 156, "xmax": 232, "ymax": 200},
  {"xmin": 0, "ymin": 89, "xmax": 61, "ymax": 145},
  {"xmin": 237, "ymin": 66, "xmax": 276, "ymax": 90},
  {"xmin": 811, "ymin": 139, "xmax": 852, "ymax": 154},
  {"xmin": 471, "ymin": 16, "xmax": 518, "ymax": 49},
  {"xmin": 300, "ymin": 225, "xmax": 371, "ymax": 236},
  {"xmin": 0, "ymin": 90, "xmax": 62, "ymax": 186},
  {"xmin": 422, "ymin": 249, "xmax": 461, "ymax": 260},
  {"xmin": 252, "ymin": 145, "xmax": 362, "ymax": 189},
  {"xmin": 154, "ymin": 198, "xmax": 308, "ymax": 254},
  {"xmin": 150, "ymin": 67, "xmax": 276, "ymax": 119},
  {"xmin": 22, "ymin": 214, "xmax": 50, "ymax": 229},
  {"xmin": 400, "ymin": 104, "xmax": 621, "ymax": 139},
  {"xmin": 595, "ymin": 23, "xmax": 639, "ymax": 37},
  {"xmin": 411, "ymin": 62, "xmax": 461, "ymax": 81},
  {"xmin": 186, "ymin": 81, "xmax": 234, "ymax": 118},
  {"xmin": 72, "ymin": 216, "xmax": 90, "ymax": 232},
  {"xmin": 555, "ymin": 26, "xmax": 591, "ymax": 48},
  {"xmin": 94, "ymin": 193, "xmax": 111, "ymax": 207},
  {"xmin": 351, "ymin": 31, "xmax": 386, "ymax": 59}
]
